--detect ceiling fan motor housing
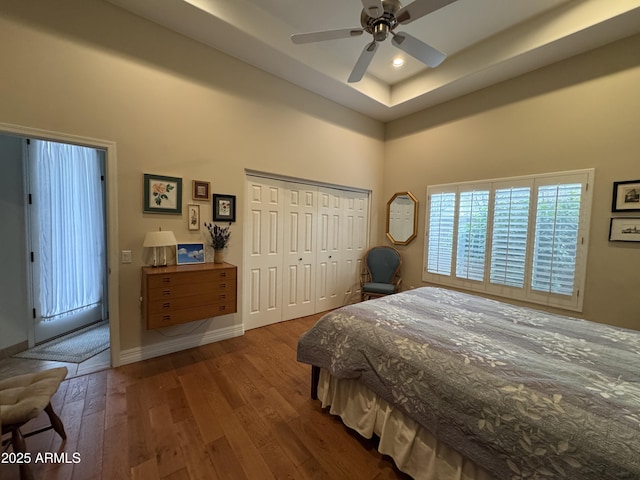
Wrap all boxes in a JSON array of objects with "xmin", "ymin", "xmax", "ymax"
[{"xmin": 361, "ymin": 0, "xmax": 402, "ymax": 41}]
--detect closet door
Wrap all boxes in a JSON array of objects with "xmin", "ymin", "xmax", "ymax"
[
  {"xmin": 244, "ymin": 176, "xmax": 370, "ymax": 329},
  {"xmin": 341, "ymin": 190, "xmax": 369, "ymax": 304},
  {"xmin": 316, "ymin": 188, "xmax": 343, "ymax": 311},
  {"xmin": 245, "ymin": 178, "xmax": 285, "ymax": 330},
  {"xmin": 282, "ymin": 183, "xmax": 317, "ymax": 321}
]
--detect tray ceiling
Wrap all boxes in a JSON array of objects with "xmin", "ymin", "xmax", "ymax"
[{"xmin": 107, "ymin": 0, "xmax": 640, "ymax": 121}]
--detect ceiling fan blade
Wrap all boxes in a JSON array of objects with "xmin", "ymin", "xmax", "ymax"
[
  {"xmin": 291, "ymin": 28, "xmax": 364, "ymax": 44},
  {"xmin": 392, "ymin": 32, "xmax": 446, "ymax": 67},
  {"xmin": 348, "ymin": 41, "xmax": 378, "ymax": 83},
  {"xmin": 396, "ymin": 0, "xmax": 457, "ymax": 24},
  {"xmin": 361, "ymin": 0, "xmax": 384, "ymax": 18}
]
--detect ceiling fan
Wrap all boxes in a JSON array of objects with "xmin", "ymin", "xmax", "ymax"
[{"xmin": 291, "ymin": 0, "xmax": 458, "ymax": 83}]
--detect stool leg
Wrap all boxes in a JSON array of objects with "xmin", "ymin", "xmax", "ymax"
[
  {"xmin": 44, "ymin": 402, "xmax": 66, "ymax": 440},
  {"xmin": 11, "ymin": 429, "xmax": 35, "ymax": 480}
]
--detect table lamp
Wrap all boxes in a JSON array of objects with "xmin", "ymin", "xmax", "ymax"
[{"xmin": 143, "ymin": 229, "xmax": 177, "ymax": 267}]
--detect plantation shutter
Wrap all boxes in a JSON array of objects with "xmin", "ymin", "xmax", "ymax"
[
  {"xmin": 490, "ymin": 186, "xmax": 531, "ymax": 288},
  {"xmin": 424, "ymin": 169, "xmax": 592, "ymax": 311},
  {"xmin": 427, "ymin": 191, "xmax": 456, "ymax": 275},
  {"xmin": 456, "ymin": 189, "xmax": 489, "ymax": 281},
  {"xmin": 531, "ymin": 183, "xmax": 582, "ymax": 296}
]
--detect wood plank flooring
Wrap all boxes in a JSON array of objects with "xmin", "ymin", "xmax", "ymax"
[{"xmin": 1, "ymin": 314, "xmax": 410, "ymax": 480}]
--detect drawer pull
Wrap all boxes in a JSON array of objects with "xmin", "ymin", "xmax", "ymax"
[
  {"xmin": 162, "ymin": 277, "xmax": 172, "ymax": 283},
  {"xmin": 162, "ymin": 302, "xmax": 171, "ymax": 309},
  {"xmin": 162, "ymin": 290, "xmax": 171, "ymax": 296},
  {"xmin": 219, "ymin": 305, "xmax": 226, "ymax": 311},
  {"xmin": 220, "ymin": 272, "xmax": 227, "ymax": 277},
  {"xmin": 219, "ymin": 294, "xmax": 226, "ymax": 300},
  {"xmin": 162, "ymin": 315, "xmax": 171, "ymax": 321},
  {"xmin": 219, "ymin": 283, "xmax": 227, "ymax": 289}
]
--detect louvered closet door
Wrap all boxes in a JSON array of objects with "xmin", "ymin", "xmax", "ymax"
[
  {"xmin": 282, "ymin": 183, "xmax": 318, "ymax": 321},
  {"xmin": 245, "ymin": 178, "xmax": 285, "ymax": 330}
]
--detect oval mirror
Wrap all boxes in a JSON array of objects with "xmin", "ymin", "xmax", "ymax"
[{"xmin": 386, "ymin": 191, "xmax": 418, "ymax": 245}]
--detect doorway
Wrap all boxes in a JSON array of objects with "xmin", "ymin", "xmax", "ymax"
[
  {"xmin": 0, "ymin": 123, "xmax": 120, "ymax": 369},
  {"xmin": 26, "ymin": 138, "xmax": 108, "ymax": 344}
]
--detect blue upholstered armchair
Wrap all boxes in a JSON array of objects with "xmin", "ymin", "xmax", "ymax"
[{"xmin": 360, "ymin": 246, "xmax": 402, "ymax": 301}]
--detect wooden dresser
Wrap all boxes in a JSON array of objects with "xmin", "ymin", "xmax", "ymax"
[{"xmin": 142, "ymin": 263, "xmax": 237, "ymax": 329}]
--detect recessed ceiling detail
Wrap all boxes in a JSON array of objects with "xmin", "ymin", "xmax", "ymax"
[{"xmin": 107, "ymin": 0, "xmax": 640, "ymax": 121}]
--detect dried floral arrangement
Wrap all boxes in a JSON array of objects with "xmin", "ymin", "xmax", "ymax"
[{"xmin": 205, "ymin": 222, "xmax": 231, "ymax": 250}]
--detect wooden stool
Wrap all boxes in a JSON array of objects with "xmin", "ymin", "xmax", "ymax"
[{"xmin": 0, "ymin": 367, "xmax": 68, "ymax": 480}]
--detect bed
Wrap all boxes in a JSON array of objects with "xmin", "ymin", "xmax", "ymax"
[{"xmin": 296, "ymin": 287, "xmax": 640, "ymax": 480}]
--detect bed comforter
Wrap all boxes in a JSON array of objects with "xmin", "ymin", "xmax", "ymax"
[{"xmin": 297, "ymin": 287, "xmax": 640, "ymax": 479}]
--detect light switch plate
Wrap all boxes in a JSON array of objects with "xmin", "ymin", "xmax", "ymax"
[{"xmin": 122, "ymin": 250, "xmax": 132, "ymax": 264}]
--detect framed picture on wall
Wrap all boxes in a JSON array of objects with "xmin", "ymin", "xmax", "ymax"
[
  {"xmin": 213, "ymin": 194, "xmax": 236, "ymax": 222},
  {"xmin": 176, "ymin": 242, "xmax": 205, "ymax": 264},
  {"xmin": 612, "ymin": 180, "xmax": 640, "ymax": 212},
  {"xmin": 187, "ymin": 204, "xmax": 200, "ymax": 231},
  {"xmin": 192, "ymin": 180, "xmax": 210, "ymax": 201},
  {"xmin": 143, "ymin": 174, "xmax": 182, "ymax": 214},
  {"xmin": 609, "ymin": 217, "xmax": 640, "ymax": 242}
]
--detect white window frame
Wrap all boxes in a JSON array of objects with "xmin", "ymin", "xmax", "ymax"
[{"xmin": 423, "ymin": 169, "xmax": 594, "ymax": 312}]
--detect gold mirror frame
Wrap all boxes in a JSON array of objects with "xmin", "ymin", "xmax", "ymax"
[{"xmin": 386, "ymin": 191, "xmax": 418, "ymax": 245}]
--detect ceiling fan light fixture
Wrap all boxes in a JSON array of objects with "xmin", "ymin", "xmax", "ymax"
[
  {"xmin": 392, "ymin": 57, "xmax": 405, "ymax": 67},
  {"xmin": 373, "ymin": 21, "xmax": 389, "ymax": 42},
  {"xmin": 291, "ymin": 0, "xmax": 456, "ymax": 83}
]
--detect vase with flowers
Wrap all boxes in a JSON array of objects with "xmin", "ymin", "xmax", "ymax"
[{"xmin": 205, "ymin": 222, "xmax": 231, "ymax": 263}]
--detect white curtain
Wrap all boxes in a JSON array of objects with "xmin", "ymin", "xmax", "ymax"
[{"xmin": 31, "ymin": 140, "xmax": 105, "ymax": 322}]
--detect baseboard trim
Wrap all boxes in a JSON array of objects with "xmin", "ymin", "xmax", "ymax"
[
  {"xmin": 118, "ymin": 324, "xmax": 244, "ymax": 366},
  {"xmin": 0, "ymin": 341, "xmax": 29, "ymax": 359}
]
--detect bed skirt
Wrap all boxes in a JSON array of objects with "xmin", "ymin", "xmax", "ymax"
[{"xmin": 317, "ymin": 368, "xmax": 493, "ymax": 480}]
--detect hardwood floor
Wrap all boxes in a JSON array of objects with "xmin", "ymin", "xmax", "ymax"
[{"xmin": 1, "ymin": 314, "xmax": 411, "ymax": 480}]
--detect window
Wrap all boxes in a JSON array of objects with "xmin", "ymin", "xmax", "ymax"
[{"xmin": 423, "ymin": 169, "xmax": 593, "ymax": 311}]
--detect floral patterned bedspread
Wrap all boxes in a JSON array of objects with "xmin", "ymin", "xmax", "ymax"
[{"xmin": 297, "ymin": 287, "xmax": 640, "ymax": 479}]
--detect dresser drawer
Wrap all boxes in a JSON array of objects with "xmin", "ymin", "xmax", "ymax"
[
  {"xmin": 147, "ymin": 279, "xmax": 235, "ymax": 302},
  {"xmin": 147, "ymin": 301, "xmax": 236, "ymax": 329},
  {"xmin": 147, "ymin": 291, "xmax": 236, "ymax": 314},
  {"xmin": 146, "ymin": 268, "xmax": 235, "ymax": 289},
  {"xmin": 142, "ymin": 263, "xmax": 237, "ymax": 330}
]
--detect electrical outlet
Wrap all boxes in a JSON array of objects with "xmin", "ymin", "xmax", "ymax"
[{"xmin": 122, "ymin": 250, "xmax": 132, "ymax": 264}]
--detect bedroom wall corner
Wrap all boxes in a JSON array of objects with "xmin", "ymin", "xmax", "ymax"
[{"xmin": 382, "ymin": 33, "xmax": 640, "ymax": 330}]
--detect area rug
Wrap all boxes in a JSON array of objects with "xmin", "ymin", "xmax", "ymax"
[{"xmin": 13, "ymin": 322, "xmax": 110, "ymax": 363}]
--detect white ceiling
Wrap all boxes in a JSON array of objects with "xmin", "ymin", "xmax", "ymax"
[{"xmin": 107, "ymin": 0, "xmax": 640, "ymax": 121}]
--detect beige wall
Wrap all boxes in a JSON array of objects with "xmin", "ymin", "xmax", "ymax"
[
  {"xmin": 0, "ymin": 0, "xmax": 384, "ymax": 355},
  {"xmin": 383, "ymin": 34, "xmax": 640, "ymax": 330}
]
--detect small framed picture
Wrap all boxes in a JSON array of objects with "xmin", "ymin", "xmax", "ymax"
[
  {"xmin": 176, "ymin": 242, "xmax": 205, "ymax": 264},
  {"xmin": 612, "ymin": 180, "xmax": 640, "ymax": 212},
  {"xmin": 609, "ymin": 218, "xmax": 640, "ymax": 242},
  {"xmin": 187, "ymin": 204, "xmax": 200, "ymax": 231},
  {"xmin": 144, "ymin": 174, "xmax": 182, "ymax": 214},
  {"xmin": 213, "ymin": 194, "xmax": 236, "ymax": 222},
  {"xmin": 192, "ymin": 180, "xmax": 210, "ymax": 201}
]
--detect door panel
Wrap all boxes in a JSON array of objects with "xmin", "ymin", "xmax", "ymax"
[
  {"xmin": 282, "ymin": 183, "xmax": 317, "ymax": 320},
  {"xmin": 342, "ymin": 191, "xmax": 369, "ymax": 303},
  {"xmin": 245, "ymin": 179, "xmax": 285, "ymax": 330},
  {"xmin": 316, "ymin": 188, "xmax": 343, "ymax": 311}
]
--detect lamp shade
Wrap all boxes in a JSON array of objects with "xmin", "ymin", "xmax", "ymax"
[{"xmin": 143, "ymin": 230, "xmax": 177, "ymax": 248}]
